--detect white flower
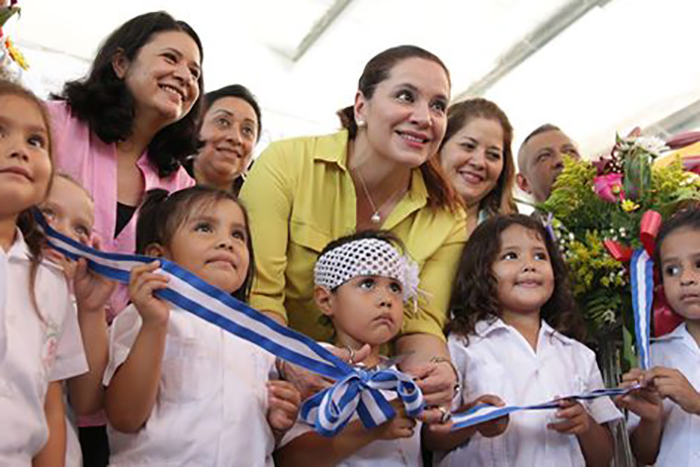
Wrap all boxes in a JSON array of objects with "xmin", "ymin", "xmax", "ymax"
[
  {"xmin": 602, "ymin": 309, "xmax": 617, "ymax": 324},
  {"xmin": 400, "ymin": 256, "xmax": 421, "ymax": 303},
  {"xmin": 631, "ymin": 136, "xmax": 668, "ymax": 157},
  {"xmin": 681, "ymin": 172, "xmax": 700, "ymax": 187}
]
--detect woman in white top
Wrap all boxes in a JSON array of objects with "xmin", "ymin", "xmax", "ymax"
[{"xmin": 425, "ymin": 214, "xmax": 621, "ymax": 466}]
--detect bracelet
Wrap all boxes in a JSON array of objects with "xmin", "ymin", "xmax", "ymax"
[{"xmin": 430, "ymin": 356, "xmax": 461, "ymax": 394}]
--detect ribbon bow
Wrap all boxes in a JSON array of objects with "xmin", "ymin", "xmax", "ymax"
[
  {"xmin": 301, "ymin": 368, "xmax": 424, "ymax": 436},
  {"xmin": 33, "ymin": 211, "xmax": 424, "ymax": 435},
  {"xmin": 603, "ymin": 210, "xmax": 661, "ymax": 262},
  {"xmin": 603, "ymin": 210, "xmax": 661, "ymax": 369}
]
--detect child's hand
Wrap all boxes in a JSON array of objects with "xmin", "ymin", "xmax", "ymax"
[
  {"xmin": 547, "ymin": 399, "xmax": 592, "ymax": 435},
  {"xmin": 129, "ymin": 261, "xmax": 169, "ymax": 326},
  {"xmin": 44, "ymin": 247, "xmax": 70, "ymax": 272},
  {"xmin": 456, "ymin": 394, "xmax": 509, "ymax": 438},
  {"xmin": 277, "ymin": 345, "xmax": 371, "ymax": 400},
  {"xmin": 74, "ymin": 257, "xmax": 117, "ymax": 314},
  {"xmin": 266, "ymin": 380, "xmax": 302, "ymax": 433},
  {"xmin": 645, "ymin": 366, "xmax": 700, "ymax": 415},
  {"xmin": 616, "ymin": 368, "xmax": 663, "ymax": 422},
  {"xmin": 374, "ymin": 399, "xmax": 417, "ymax": 441}
]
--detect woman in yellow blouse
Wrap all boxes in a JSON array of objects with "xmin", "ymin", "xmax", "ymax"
[{"xmin": 240, "ymin": 45, "xmax": 467, "ymax": 425}]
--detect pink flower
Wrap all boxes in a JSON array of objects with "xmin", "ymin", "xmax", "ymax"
[{"xmin": 594, "ymin": 173, "xmax": 624, "ymax": 203}]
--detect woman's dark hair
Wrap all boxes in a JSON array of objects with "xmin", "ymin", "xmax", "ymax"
[
  {"xmin": 204, "ymin": 84, "xmax": 262, "ymax": 142},
  {"xmin": 136, "ymin": 186, "xmax": 255, "ymax": 302},
  {"xmin": 336, "ymin": 45, "xmax": 460, "ymax": 212},
  {"xmin": 0, "ymin": 80, "xmax": 55, "ymax": 318},
  {"xmin": 54, "ymin": 11, "xmax": 204, "ymax": 178},
  {"xmin": 183, "ymin": 84, "xmax": 262, "ymax": 187},
  {"xmin": 654, "ymin": 203, "xmax": 700, "ymax": 270},
  {"xmin": 439, "ymin": 98, "xmax": 516, "ymax": 216},
  {"xmin": 446, "ymin": 214, "xmax": 583, "ymax": 341}
]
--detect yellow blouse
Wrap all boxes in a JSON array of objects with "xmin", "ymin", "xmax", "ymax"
[{"xmin": 239, "ymin": 130, "xmax": 467, "ymax": 342}]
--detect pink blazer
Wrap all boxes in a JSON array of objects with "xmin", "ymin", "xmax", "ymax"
[{"xmin": 46, "ymin": 100, "xmax": 195, "ymax": 317}]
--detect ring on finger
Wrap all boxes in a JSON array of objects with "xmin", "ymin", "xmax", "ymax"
[
  {"xmin": 438, "ymin": 405, "xmax": 451, "ymax": 424},
  {"xmin": 345, "ymin": 346, "xmax": 356, "ymax": 365}
]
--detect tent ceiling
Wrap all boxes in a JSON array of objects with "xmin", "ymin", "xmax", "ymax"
[{"xmin": 11, "ymin": 0, "xmax": 700, "ymax": 157}]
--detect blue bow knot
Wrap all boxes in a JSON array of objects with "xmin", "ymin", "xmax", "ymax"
[{"xmin": 300, "ymin": 368, "xmax": 424, "ymax": 437}]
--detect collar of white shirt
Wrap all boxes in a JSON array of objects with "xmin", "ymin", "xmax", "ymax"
[
  {"xmin": 652, "ymin": 322, "xmax": 699, "ymax": 354},
  {"xmin": 3, "ymin": 228, "xmax": 32, "ymax": 262},
  {"xmin": 6, "ymin": 228, "xmax": 63, "ymax": 275},
  {"xmin": 474, "ymin": 317, "xmax": 574, "ymax": 346}
]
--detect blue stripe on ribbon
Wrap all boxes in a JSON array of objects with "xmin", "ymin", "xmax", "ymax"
[
  {"xmin": 451, "ymin": 386, "xmax": 638, "ymax": 430},
  {"xmin": 34, "ymin": 212, "xmax": 423, "ymax": 435},
  {"xmin": 36, "ymin": 211, "xmax": 636, "ymax": 435},
  {"xmin": 631, "ymin": 248, "xmax": 653, "ymax": 369},
  {"xmin": 300, "ymin": 368, "xmax": 421, "ymax": 436}
]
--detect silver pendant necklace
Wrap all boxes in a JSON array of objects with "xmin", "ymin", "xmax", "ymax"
[{"xmin": 354, "ymin": 167, "xmax": 405, "ymax": 225}]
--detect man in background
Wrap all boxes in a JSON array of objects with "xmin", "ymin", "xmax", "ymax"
[{"xmin": 517, "ymin": 124, "xmax": 581, "ymax": 203}]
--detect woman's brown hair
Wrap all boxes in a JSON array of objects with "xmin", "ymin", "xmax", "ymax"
[
  {"xmin": 336, "ymin": 45, "xmax": 461, "ymax": 212},
  {"xmin": 446, "ymin": 214, "xmax": 583, "ymax": 342},
  {"xmin": 439, "ymin": 98, "xmax": 516, "ymax": 216}
]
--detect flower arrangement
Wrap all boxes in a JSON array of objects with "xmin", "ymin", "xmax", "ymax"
[
  {"xmin": 539, "ymin": 134, "xmax": 700, "ymax": 370},
  {"xmin": 0, "ymin": 0, "xmax": 28, "ymax": 82}
]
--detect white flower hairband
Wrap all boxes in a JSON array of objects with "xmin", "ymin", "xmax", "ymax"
[{"xmin": 314, "ymin": 237, "xmax": 420, "ymax": 304}]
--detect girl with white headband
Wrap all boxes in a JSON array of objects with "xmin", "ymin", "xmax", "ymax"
[{"xmin": 276, "ymin": 230, "xmax": 424, "ymax": 466}]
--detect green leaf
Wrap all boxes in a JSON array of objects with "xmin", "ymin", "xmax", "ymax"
[
  {"xmin": 623, "ymin": 151, "xmax": 652, "ymax": 200},
  {"xmin": 0, "ymin": 6, "xmax": 20, "ymax": 28}
]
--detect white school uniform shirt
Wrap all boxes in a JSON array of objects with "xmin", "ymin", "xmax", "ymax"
[
  {"xmin": 63, "ymin": 295, "xmax": 83, "ymax": 467},
  {"xmin": 104, "ymin": 303, "xmax": 277, "ymax": 467},
  {"xmin": 280, "ymin": 367, "xmax": 423, "ymax": 467},
  {"xmin": 437, "ymin": 318, "xmax": 621, "ymax": 467},
  {"xmin": 627, "ymin": 323, "xmax": 700, "ymax": 466},
  {"xmin": 0, "ymin": 229, "xmax": 88, "ymax": 465}
]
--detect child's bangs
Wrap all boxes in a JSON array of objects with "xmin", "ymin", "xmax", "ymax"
[{"xmin": 168, "ymin": 192, "xmax": 243, "ymax": 238}]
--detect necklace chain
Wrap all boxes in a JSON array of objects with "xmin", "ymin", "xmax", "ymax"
[{"xmin": 354, "ymin": 167, "xmax": 407, "ymax": 224}]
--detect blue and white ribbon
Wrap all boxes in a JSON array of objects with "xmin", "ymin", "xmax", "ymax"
[
  {"xmin": 451, "ymin": 386, "xmax": 638, "ymax": 430},
  {"xmin": 448, "ymin": 249, "xmax": 655, "ymax": 431},
  {"xmin": 630, "ymin": 248, "xmax": 653, "ymax": 369},
  {"xmin": 36, "ymin": 213, "xmax": 423, "ymax": 436},
  {"xmin": 301, "ymin": 368, "xmax": 423, "ymax": 436}
]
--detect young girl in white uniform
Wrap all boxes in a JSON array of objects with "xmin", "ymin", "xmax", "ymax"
[
  {"xmin": 0, "ymin": 81, "xmax": 88, "ymax": 465},
  {"xmin": 103, "ymin": 186, "xmax": 301, "ymax": 466},
  {"xmin": 40, "ymin": 173, "xmax": 116, "ymax": 466},
  {"xmin": 618, "ymin": 207, "xmax": 700, "ymax": 466},
  {"xmin": 276, "ymin": 230, "xmax": 424, "ymax": 467},
  {"xmin": 426, "ymin": 214, "xmax": 621, "ymax": 466}
]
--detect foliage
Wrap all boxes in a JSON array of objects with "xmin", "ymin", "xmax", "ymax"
[{"xmin": 539, "ymin": 135, "xmax": 700, "ymax": 364}]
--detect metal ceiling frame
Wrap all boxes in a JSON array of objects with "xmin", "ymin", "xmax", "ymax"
[
  {"xmin": 291, "ymin": 0, "xmax": 354, "ymax": 62},
  {"xmin": 645, "ymin": 99, "xmax": 700, "ymax": 138},
  {"xmin": 453, "ymin": 0, "xmax": 614, "ymax": 102}
]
